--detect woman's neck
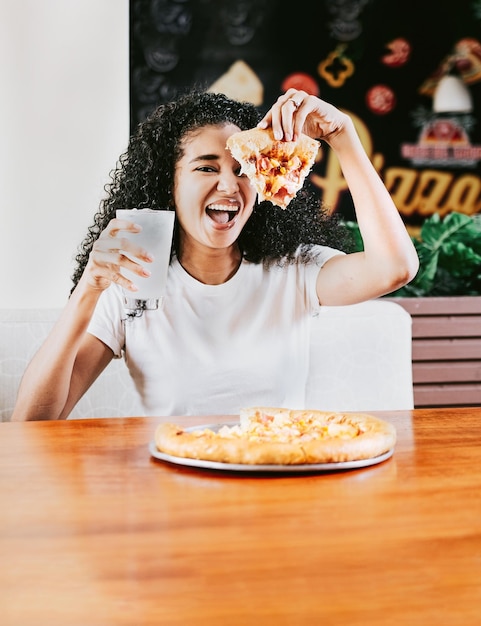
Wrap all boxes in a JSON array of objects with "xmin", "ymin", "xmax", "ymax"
[{"xmin": 178, "ymin": 244, "xmax": 242, "ymax": 285}]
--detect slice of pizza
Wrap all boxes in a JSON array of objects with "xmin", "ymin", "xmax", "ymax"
[{"xmin": 226, "ymin": 128, "xmax": 319, "ymax": 209}]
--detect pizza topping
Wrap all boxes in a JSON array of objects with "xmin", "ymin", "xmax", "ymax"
[
  {"xmin": 188, "ymin": 409, "xmax": 362, "ymax": 443},
  {"xmin": 247, "ymin": 148, "xmax": 313, "ymax": 205},
  {"xmin": 252, "ymin": 152, "xmax": 308, "ymax": 202},
  {"xmin": 239, "ymin": 408, "xmax": 362, "ymax": 442},
  {"xmin": 226, "ymin": 128, "xmax": 319, "ymax": 209}
]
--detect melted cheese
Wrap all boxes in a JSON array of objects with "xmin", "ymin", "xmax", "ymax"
[{"xmin": 210, "ymin": 409, "xmax": 361, "ymax": 443}]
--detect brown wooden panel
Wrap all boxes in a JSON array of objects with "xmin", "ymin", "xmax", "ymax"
[
  {"xmin": 414, "ymin": 383, "xmax": 481, "ymax": 407},
  {"xmin": 412, "ymin": 338, "xmax": 481, "ymax": 360},
  {"xmin": 385, "ymin": 297, "xmax": 481, "ymax": 407},
  {"xmin": 413, "ymin": 361, "xmax": 481, "ymax": 383},
  {"xmin": 411, "ymin": 316, "xmax": 481, "ymax": 338},
  {"xmin": 388, "ymin": 296, "xmax": 481, "ymax": 316}
]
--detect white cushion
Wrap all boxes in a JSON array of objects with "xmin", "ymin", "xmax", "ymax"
[
  {"xmin": 0, "ymin": 300, "xmax": 413, "ymax": 420},
  {"xmin": 306, "ymin": 300, "xmax": 413, "ymax": 411},
  {"xmin": 0, "ymin": 309, "xmax": 142, "ymax": 421}
]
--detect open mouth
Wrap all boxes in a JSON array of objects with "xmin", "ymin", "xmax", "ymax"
[{"xmin": 206, "ymin": 203, "xmax": 239, "ymax": 224}]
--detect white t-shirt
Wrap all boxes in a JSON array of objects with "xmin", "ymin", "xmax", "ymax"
[{"xmin": 87, "ymin": 245, "xmax": 342, "ymax": 416}]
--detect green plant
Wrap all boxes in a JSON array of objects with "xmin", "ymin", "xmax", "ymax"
[{"xmin": 342, "ymin": 211, "xmax": 481, "ymax": 297}]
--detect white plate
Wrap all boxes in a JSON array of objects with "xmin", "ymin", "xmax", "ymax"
[{"xmin": 149, "ymin": 422, "xmax": 394, "ymax": 473}]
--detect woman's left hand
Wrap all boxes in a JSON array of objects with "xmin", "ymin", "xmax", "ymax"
[{"xmin": 258, "ymin": 88, "xmax": 351, "ymax": 144}]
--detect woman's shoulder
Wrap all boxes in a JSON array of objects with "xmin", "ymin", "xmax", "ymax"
[
  {"xmin": 301, "ymin": 243, "xmax": 345, "ymax": 266},
  {"xmin": 268, "ymin": 244, "xmax": 345, "ymax": 268},
  {"xmin": 242, "ymin": 245, "xmax": 344, "ymax": 280}
]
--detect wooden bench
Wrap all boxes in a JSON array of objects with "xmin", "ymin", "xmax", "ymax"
[{"xmin": 390, "ymin": 296, "xmax": 481, "ymax": 407}]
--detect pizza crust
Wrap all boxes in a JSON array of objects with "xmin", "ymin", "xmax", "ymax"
[{"xmin": 154, "ymin": 407, "xmax": 396, "ymax": 465}]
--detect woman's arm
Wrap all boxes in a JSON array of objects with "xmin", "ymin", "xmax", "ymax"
[
  {"xmin": 259, "ymin": 89, "xmax": 419, "ymax": 306},
  {"xmin": 11, "ymin": 217, "xmax": 153, "ymax": 421},
  {"xmin": 11, "ymin": 285, "xmax": 113, "ymax": 421},
  {"xmin": 314, "ymin": 116, "xmax": 418, "ymax": 305}
]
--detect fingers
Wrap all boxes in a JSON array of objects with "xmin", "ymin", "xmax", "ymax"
[
  {"xmin": 279, "ymin": 89, "xmax": 309, "ymax": 142},
  {"xmin": 105, "ymin": 218, "xmax": 154, "ymax": 263},
  {"xmin": 87, "ymin": 218, "xmax": 154, "ymax": 293},
  {"xmin": 107, "ymin": 218, "xmax": 143, "ymax": 246},
  {"xmin": 258, "ymin": 89, "xmax": 350, "ymax": 145},
  {"xmin": 257, "ymin": 89, "xmax": 312, "ymax": 142}
]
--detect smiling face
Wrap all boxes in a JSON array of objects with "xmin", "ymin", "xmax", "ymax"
[{"xmin": 173, "ymin": 123, "xmax": 257, "ymax": 260}]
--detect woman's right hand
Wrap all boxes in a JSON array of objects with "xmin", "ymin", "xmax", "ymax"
[
  {"xmin": 257, "ymin": 88, "xmax": 352, "ymax": 145},
  {"xmin": 82, "ymin": 218, "xmax": 154, "ymax": 293}
]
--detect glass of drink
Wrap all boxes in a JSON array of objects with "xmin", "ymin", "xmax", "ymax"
[{"xmin": 115, "ymin": 209, "xmax": 175, "ymax": 310}]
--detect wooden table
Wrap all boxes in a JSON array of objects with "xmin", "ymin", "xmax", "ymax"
[{"xmin": 1, "ymin": 409, "xmax": 481, "ymax": 626}]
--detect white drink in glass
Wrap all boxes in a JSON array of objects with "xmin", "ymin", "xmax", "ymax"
[{"xmin": 115, "ymin": 209, "xmax": 175, "ymax": 306}]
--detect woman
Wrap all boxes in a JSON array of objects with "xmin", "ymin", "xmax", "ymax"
[{"xmin": 12, "ymin": 88, "xmax": 418, "ymax": 421}]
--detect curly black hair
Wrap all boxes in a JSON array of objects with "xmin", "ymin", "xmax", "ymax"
[{"xmin": 71, "ymin": 89, "xmax": 352, "ymax": 290}]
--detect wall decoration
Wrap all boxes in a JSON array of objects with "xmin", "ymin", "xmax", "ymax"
[{"xmin": 130, "ymin": 0, "xmax": 481, "ymax": 229}]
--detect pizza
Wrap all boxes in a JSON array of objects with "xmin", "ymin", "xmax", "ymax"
[
  {"xmin": 226, "ymin": 128, "xmax": 319, "ymax": 209},
  {"xmin": 154, "ymin": 406, "xmax": 396, "ymax": 465}
]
